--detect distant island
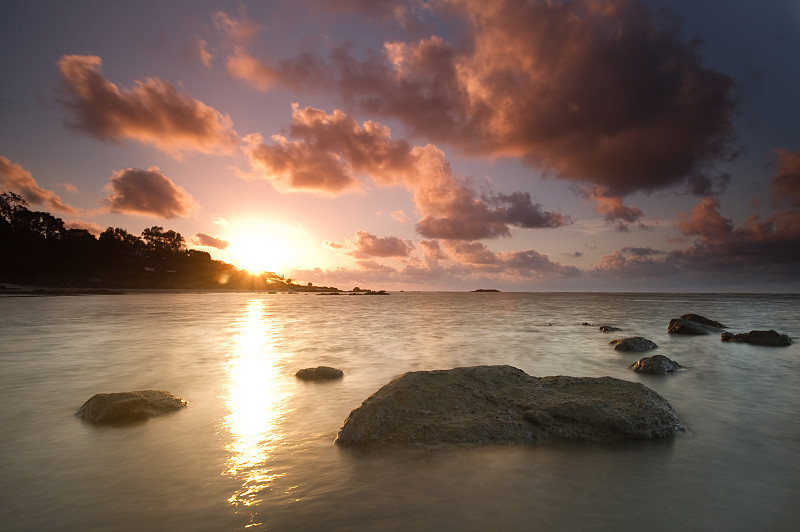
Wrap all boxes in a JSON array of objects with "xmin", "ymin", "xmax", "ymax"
[
  {"xmin": 472, "ymin": 288, "xmax": 501, "ymax": 292},
  {"xmin": 0, "ymin": 191, "xmax": 343, "ymax": 292}
]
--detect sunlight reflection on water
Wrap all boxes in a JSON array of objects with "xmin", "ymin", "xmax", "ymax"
[{"xmin": 222, "ymin": 299, "xmax": 291, "ymax": 514}]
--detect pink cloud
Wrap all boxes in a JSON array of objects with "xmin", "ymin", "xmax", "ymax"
[
  {"xmin": 237, "ymin": 0, "xmax": 738, "ymax": 197},
  {"xmin": 64, "ymin": 219, "xmax": 102, "ymax": 236},
  {"xmin": 348, "ymin": 230, "xmax": 414, "ymax": 258},
  {"xmin": 771, "ymin": 148, "xmax": 800, "ymax": 209},
  {"xmin": 677, "ymin": 196, "xmax": 734, "ymax": 241},
  {"xmin": 57, "ymin": 55, "xmax": 239, "ymax": 156},
  {"xmin": 104, "ymin": 167, "xmax": 196, "ymax": 218},
  {"xmin": 584, "ymin": 187, "xmax": 646, "ymax": 231},
  {"xmin": 0, "ymin": 156, "xmax": 79, "ymax": 214},
  {"xmin": 193, "ymin": 232, "xmax": 230, "ymax": 249},
  {"xmin": 245, "ymin": 104, "xmax": 569, "ymax": 239},
  {"xmin": 390, "ymin": 209, "xmax": 408, "ymax": 222},
  {"xmin": 226, "ymin": 48, "xmax": 278, "ymax": 91}
]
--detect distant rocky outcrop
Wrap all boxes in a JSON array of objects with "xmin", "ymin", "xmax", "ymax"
[
  {"xmin": 335, "ymin": 365, "xmax": 684, "ymax": 447},
  {"xmin": 295, "ymin": 366, "xmax": 344, "ymax": 380},
  {"xmin": 609, "ymin": 337, "xmax": 658, "ymax": 352},
  {"xmin": 599, "ymin": 325, "xmax": 622, "ymax": 332},
  {"xmin": 75, "ymin": 390, "xmax": 187, "ymax": 424},
  {"xmin": 629, "ymin": 355, "xmax": 683, "ymax": 375},
  {"xmin": 668, "ymin": 314, "xmax": 726, "ymax": 335},
  {"xmin": 721, "ymin": 330, "xmax": 792, "ymax": 347}
]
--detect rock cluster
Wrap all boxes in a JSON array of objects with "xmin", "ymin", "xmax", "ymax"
[
  {"xmin": 335, "ymin": 365, "xmax": 684, "ymax": 447},
  {"xmin": 75, "ymin": 390, "xmax": 187, "ymax": 424},
  {"xmin": 721, "ymin": 330, "xmax": 792, "ymax": 347},
  {"xmin": 609, "ymin": 336, "xmax": 658, "ymax": 352},
  {"xmin": 295, "ymin": 366, "xmax": 344, "ymax": 380}
]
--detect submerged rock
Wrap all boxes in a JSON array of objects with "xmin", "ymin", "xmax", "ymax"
[
  {"xmin": 75, "ymin": 390, "xmax": 187, "ymax": 424},
  {"xmin": 721, "ymin": 330, "xmax": 792, "ymax": 347},
  {"xmin": 609, "ymin": 337, "xmax": 658, "ymax": 352},
  {"xmin": 296, "ymin": 366, "xmax": 344, "ymax": 380},
  {"xmin": 629, "ymin": 355, "xmax": 683, "ymax": 375},
  {"xmin": 668, "ymin": 314, "xmax": 726, "ymax": 335},
  {"xmin": 599, "ymin": 325, "xmax": 622, "ymax": 332},
  {"xmin": 335, "ymin": 365, "xmax": 684, "ymax": 447}
]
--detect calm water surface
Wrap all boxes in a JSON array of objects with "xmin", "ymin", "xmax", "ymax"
[{"xmin": 1, "ymin": 292, "xmax": 799, "ymax": 531}]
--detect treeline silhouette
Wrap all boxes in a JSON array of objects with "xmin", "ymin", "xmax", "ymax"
[{"xmin": 0, "ymin": 191, "xmax": 340, "ymax": 291}]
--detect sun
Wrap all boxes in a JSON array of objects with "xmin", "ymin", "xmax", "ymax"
[{"xmin": 228, "ymin": 230, "xmax": 293, "ymax": 275}]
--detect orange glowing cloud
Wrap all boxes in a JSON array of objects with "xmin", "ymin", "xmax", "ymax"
[
  {"xmin": 57, "ymin": 55, "xmax": 239, "ymax": 156},
  {"xmin": 238, "ymin": 0, "xmax": 738, "ymax": 197},
  {"xmin": 193, "ymin": 232, "xmax": 230, "ymax": 249},
  {"xmin": 0, "ymin": 156, "xmax": 79, "ymax": 214},
  {"xmin": 245, "ymin": 104, "xmax": 569, "ymax": 239}
]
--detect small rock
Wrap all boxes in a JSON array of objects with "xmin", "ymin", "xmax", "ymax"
[
  {"xmin": 599, "ymin": 325, "xmax": 622, "ymax": 332},
  {"xmin": 721, "ymin": 330, "xmax": 792, "ymax": 347},
  {"xmin": 75, "ymin": 390, "xmax": 187, "ymax": 424},
  {"xmin": 295, "ymin": 366, "xmax": 344, "ymax": 380},
  {"xmin": 629, "ymin": 355, "xmax": 683, "ymax": 375},
  {"xmin": 609, "ymin": 337, "xmax": 658, "ymax": 352}
]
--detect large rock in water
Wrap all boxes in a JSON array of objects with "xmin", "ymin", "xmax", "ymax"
[
  {"xmin": 668, "ymin": 314, "xmax": 726, "ymax": 335},
  {"xmin": 75, "ymin": 390, "xmax": 187, "ymax": 423},
  {"xmin": 721, "ymin": 330, "xmax": 792, "ymax": 347},
  {"xmin": 609, "ymin": 337, "xmax": 658, "ymax": 352},
  {"xmin": 629, "ymin": 355, "xmax": 683, "ymax": 375},
  {"xmin": 335, "ymin": 365, "xmax": 684, "ymax": 447}
]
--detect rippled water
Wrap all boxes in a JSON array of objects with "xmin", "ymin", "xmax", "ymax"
[{"xmin": 1, "ymin": 292, "xmax": 798, "ymax": 531}]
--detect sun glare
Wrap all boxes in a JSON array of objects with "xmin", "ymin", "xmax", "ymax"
[{"xmin": 229, "ymin": 230, "xmax": 293, "ymax": 274}]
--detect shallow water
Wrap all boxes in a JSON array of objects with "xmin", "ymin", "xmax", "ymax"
[{"xmin": 1, "ymin": 292, "xmax": 798, "ymax": 531}]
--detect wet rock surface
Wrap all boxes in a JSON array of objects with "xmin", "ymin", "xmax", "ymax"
[
  {"xmin": 75, "ymin": 390, "xmax": 187, "ymax": 424},
  {"xmin": 609, "ymin": 337, "xmax": 658, "ymax": 352},
  {"xmin": 629, "ymin": 354, "xmax": 683, "ymax": 375},
  {"xmin": 295, "ymin": 366, "xmax": 344, "ymax": 380},
  {"xmin": 335, "ymin": 365, "xmax": 684, "ymax": 447},
  {"xmin": 721, "ymin": 330, "xmax": 792, "ymax": 347},
  {"xmin": 668, "ymin": 314, "xmax": 726, "ymax": 335},
  {"xmin": 599, "ymin": 325, "xmax": 622, "ymax": 332}
]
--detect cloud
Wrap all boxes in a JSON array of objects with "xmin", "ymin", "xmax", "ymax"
[
  {"xmin": 771, "ymin": 148, "xmax": 800, "ymax": 209},
  {"xmin": 245, "ymin": 104, "xmax": 570, "ymax": 238},
  {"xmin": 348, "ymin": 230, "xmax": 414, "ymax": 258},
  {"xmin": 390, "ymin": 209, "xmax": 408, "ymax": 222},
  {"xmin": 440, "ymin": 240, "xmax": 579, "ymax": 278},
  {"xmin": 104, "ymin": 166, "xmax": 196, "ymax": 218},
  {"xmin": 241, "ymin": 0, "xmax": 737, "ymax": 197},
  {"xmin": 57, "ymin": 55, "xmax": 239, "ymax": 155},
  {"xmin": 212, "ymin": 10, "xmax": 261, "ymax": 43},
  {"xmin": 0, "ymin": 155, "xmax": 79, "ymax": 213},
  {"xmin": 197, "ymin": 38, "xmax": 214, "ymax": 68},
  {"xmin": 193, "ymin": 232, "xmax": 230, "ymax": 249},
  {"xmin": 64, "ymin": 219, "xmax": 102, "ymax": 236},
  {"xmin": 593, "ymin": 248, "xmax": 680, "ymax": 279},
  {"xmin": 677, "ymin": 196, "xmax": 734, "ymax": 241},
  {"xmin": 226, "ymin": 48, "xmax": 278, "ymax": 91}
]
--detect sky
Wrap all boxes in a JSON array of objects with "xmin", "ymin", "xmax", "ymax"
[{"xmin": 1, "ymin": 0, "xmax": 799, "ymax": 292}]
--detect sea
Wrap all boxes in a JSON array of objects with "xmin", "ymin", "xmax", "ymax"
[{"xmin": 0, "ymin": 291, "xmax": 798, "ymax": 531}]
